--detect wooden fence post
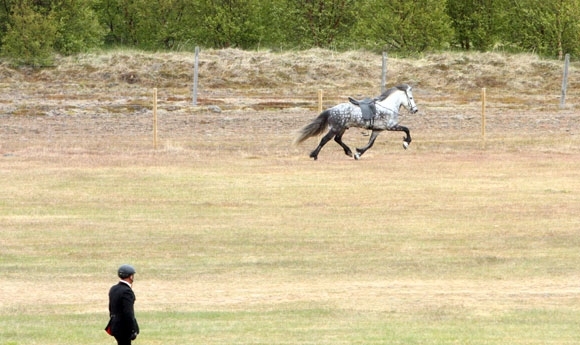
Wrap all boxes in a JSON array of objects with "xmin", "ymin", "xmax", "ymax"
[
  {"xmin": 481, "ymin": 88, "xmax": 486, "ymax": 146},
  {"xmin": 153, "ymin": 88, "xmax": 158, "ymax": 149},
  {"xmin": 193, "ymin": 46, "xmax": 199, "ymax": 106},
  {"xmin": 381, "ymin": 52, "xmax": 388, "ymax": 93},
  {"xmin": 560, "ymin": 53, "xmax": 570, "ymax": 108}
]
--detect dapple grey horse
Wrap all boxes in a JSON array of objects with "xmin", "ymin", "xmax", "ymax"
[{"xmin": 294, "ymin": 84, "xmax": 419, "ymax": 160}]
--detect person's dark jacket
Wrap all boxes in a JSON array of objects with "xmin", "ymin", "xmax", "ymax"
[{"xmin": 107, "ymin": 282, "xmax": 139, "ymax": 339}]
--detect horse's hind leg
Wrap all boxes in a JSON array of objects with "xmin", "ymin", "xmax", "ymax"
[
  {"xmin": 355, "ymin": 130, "xmax": 380, "ymax": 160},
  {"xmin": 388, "ymin": 125, "xmax": 411, "ymax": 149},
  {"xmin": 334, "ymin": 129, "xmax": 353, "ymax": 158},
  {"xmin": 309, "ymin": 130, "xmax": 336, "ymax": 160}
]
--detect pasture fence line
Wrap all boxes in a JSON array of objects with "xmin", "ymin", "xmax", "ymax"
[
  {"xmin": 179, "ymin": 49, "xmax": 572, "ymax": 150},
  {"xmin": 188, "ymin": 48, "xmax": 573, "ymax": 111},
  {"xmin": 191, "ymin": 90, "xmax": 568, "ymax": 113}
]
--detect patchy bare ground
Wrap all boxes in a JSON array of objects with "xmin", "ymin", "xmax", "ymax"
[
  {"xmin": 1, "ymin": 49, "xmax": 579, "ymax": 158},
  {"xmin": 4, "ymin": 277, "xmax": 580, "ymax": 315}
]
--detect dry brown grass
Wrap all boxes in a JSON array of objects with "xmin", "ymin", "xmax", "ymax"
[
  {"xmin": 1, "ymin": 48, "xmax": 579, "ymax": 157},
  {"xmin": 2, "ymin": 48, "xmax": 576, "ymax": 104}
]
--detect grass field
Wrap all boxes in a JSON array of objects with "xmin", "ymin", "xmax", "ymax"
[
  {"xmin": 1, "ymin": 49, "xmax": 580, "ymax": 344},
  {"xmin": 2, "ymin": 149, "xmax": 580, "ymax": 345}
]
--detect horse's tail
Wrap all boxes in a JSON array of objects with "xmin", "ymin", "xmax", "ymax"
[{"xmin": 293, "ymin": 110, "xmax": 330, "ymax": 145}]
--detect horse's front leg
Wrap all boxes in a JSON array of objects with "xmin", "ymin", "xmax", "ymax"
[
  {"xmin": 334, "ymin": 129, "xmax": 353, "ymax": 158},
  {"xmin": 355, "ymin": 130, "xmax": 380, "ymax": 160},
  {"xmin": 388, "ymin": 125, "xmax": 411, "ymax": 149}
]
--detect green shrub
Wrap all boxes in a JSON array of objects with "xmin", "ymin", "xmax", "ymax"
[
  {"xmin": 52, "ymin": 0, "xmax": 106, "ymax": 55},
  {"xmin": 1, "ymin": 4, "xmax": 57, "ymax": 67}
]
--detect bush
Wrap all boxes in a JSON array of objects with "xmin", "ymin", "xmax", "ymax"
[
  {"xmin": 1, "ymin": 4, "xmax": 57, "ymax": 67},
  {"xmin": 52, "ymin": 0, "xmax": 106, "ymax": 55}
]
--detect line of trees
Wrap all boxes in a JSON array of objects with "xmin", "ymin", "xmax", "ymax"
[{"xmin": 1, "ymin": 0, "xmax": 579, "ymax": 66}]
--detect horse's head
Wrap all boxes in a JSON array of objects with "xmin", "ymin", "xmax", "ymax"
[
  {"xmin": 375, "ymin": 84, "xmax": 418, "ymax": 115},
  {"xmin": 402, "ymin": 85, "xmax": 418, "ymax": 114}
]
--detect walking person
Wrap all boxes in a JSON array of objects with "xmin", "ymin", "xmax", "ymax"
[{"xmin": 105, "ymin": 264, "xmax": 140, "ymax": 345}]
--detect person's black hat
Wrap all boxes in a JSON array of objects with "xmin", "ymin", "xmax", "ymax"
[{"xmin": 118, "ymin": 264, "xmax": 136, "ymax": 278}]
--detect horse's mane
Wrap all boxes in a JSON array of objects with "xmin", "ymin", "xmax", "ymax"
[{"xmin": 375, "ymin": 84, "xmax": 410, "ymax": 101}]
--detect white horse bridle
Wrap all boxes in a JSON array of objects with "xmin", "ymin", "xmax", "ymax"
[
  {"xmin": 375, "ymin": 88, "xmax": 418, "ymax": 114},
  {"xmin": 402, "ymin": 87, "xmax": 418, "ymax": 114}
]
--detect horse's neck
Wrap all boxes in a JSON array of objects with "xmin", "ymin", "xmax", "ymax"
[{"xmin": 376, "ymin": 94, "xmax": 403, "ymax": 114}]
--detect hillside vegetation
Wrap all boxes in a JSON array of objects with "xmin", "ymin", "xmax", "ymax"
[
  {"xmin": 2, "ymin": 0, "xmax": 580, "ymax": 66},
  {"xmin": 1, "ymin": 49, "xmax": 577, "ymax": 101}
]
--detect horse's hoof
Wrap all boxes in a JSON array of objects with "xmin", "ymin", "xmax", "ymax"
[
  {"xmin": 354, "ymin": 153, "xmax": 360, "ymax": 160},
  {"xmin": 402, "ymin": 141, "xmax": 409, "ymax": 150}
]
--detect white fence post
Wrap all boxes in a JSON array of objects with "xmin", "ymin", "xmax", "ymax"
[
  {"xmin": 193, "ymin": 46, "xmax": 199, "ymax": 106},
  {"xmin": 381, "ymin": 52, "xmax": 387, "ymax": 93},
  {"xmin": 153, "ymin": 88, "xmax": 158, "ymax": 149},
  {"xmin": 481, "ymin": 88, "xmax": 486, "ymax": 144},
  {"xmin": 560, "ymin": 53, "xmax": 570, "ymax": 108}
]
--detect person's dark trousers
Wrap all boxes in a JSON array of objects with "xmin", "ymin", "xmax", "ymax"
[{"xmin": 114, "ymin": 336, "xmax": 132, "ymax": 345}]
